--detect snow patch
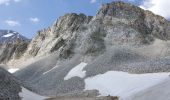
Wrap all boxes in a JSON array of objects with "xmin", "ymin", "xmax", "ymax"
[
  {"xmin": 19, "ymin": 87, "xmax": 47, "ymax": 100},
  {"xmin": 85, "ymin": 71, "xmax": 170, "ymax": 99},
  {"xmin": 8, "ymin": 68, "xmax": 19, "ymax": 73},
  {"xmin": 2, "ymin": 33, "xmax": 14, "ymax": 37},
  {"xmin": 64, "ymin": 62, "xmax": 87, "ymax": 80}
]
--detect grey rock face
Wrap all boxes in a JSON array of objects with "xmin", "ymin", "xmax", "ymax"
[
  {"xmin": 96, "ymin": 1, "xmax": 170, "ymax": 40},
  {"xmin": 26, "ymin": 13, "xmax": 92, "ymax": 57},
  {"xmin": 0, "ymin": 67, "xmax": 21, "ymax": 100}
]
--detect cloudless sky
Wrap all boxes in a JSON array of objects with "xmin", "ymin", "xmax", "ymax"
[{"xmin": 0, "ymin": 0, "xmax": 146, "ymax": 39}]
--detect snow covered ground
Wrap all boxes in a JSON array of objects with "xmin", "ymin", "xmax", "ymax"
[
  {"xmin": 19, "ymin": 87, "xmax": 47, "ymax": 100},
  {"xmin": 64, "ymin": 62, "xmax": 87, "ymax": 80},
  {"xmin": 85, "ymin": 71, "xmax": 170, "ymax": 99},
  {"xmin": 127, "ymin": 78, "xmax": 170, "ymax": 100},
  {"xmin": 8, "ymin": 68, "xmax": 19, "ymax": 73}
]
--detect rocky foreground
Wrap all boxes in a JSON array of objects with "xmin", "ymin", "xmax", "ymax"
[
  {"xmin": 0, "ymin": 67, "xmax": 21, "ymax": 100},
  {"xmin": 0, "ymin": 66, "xmax": 48, "ymax": 100}
]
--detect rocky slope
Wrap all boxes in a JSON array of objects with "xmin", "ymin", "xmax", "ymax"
[
  {"xmin": 0, "ymin": 67, "xmax": 22, "ymax": 100},
  {"xmin": 0, "ymin": 66, "xmax": 48, "ymax": 100},
  {"xmin": 11, "ymin": 1, "xmax": 170, "ymax": 98}
]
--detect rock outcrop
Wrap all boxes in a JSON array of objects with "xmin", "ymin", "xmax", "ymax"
[{"xmin": 26, "ymin": 13, "xmax": 92, "ymax": 57}]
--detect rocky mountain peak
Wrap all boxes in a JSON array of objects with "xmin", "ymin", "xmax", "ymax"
[
  {"xmin": 25, "ymin": 13, "xmax": 93, "ymax": 57},
  {"xmin": 96, "ymin": 1, "xmax": 143, "ymax": 19},
  {"xmin": 95, "ymin": 1, "xmax": 170, "ymax": 40},
  {"xmin": 51, "ymin": 13, "xmax": 92, "ymax": 36}
]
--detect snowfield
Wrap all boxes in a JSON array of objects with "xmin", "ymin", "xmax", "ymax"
[
  {"xmin": 8, "ymin": 68, "xmax": 19, "ymax": 73},
  {"xmin": 127, "ymin": 78, "xmax": 170, "ymax": 100},
  {"xmin": 19, "ymin": 87, "xmax": 47, "ymax": 100},
  {"xmin": 64, "ymin": 62, "xmax": 87, "ymax": 80},
  {"xmin": 85, "ymin": 71, "xmax": 170, "ymax": 99}
]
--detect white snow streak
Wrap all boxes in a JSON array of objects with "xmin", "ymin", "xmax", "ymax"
[{"xmin": 43, "ymin": 65, "xmax": 58, "ymax": 75}]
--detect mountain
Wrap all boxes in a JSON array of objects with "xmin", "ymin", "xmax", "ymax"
[
  {"xmin": 10, "ymin": 1, "xmax": 170, "ymax": 99},
  {"xmin": 0, "ymin": 30, "xmax": 30, "ymax": 65},
  {"xmin": 6, "ymin": 1, "xmax": 170, "ymax": 67},
  {"xmin": 0, "ymin": 30, "xmax": 29, "ymax": 44},
  {"xmin": 1, "ymin": 1, "xmax": 170, "ymax": 99}
]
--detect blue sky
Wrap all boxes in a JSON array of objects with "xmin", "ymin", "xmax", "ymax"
[{"xmin": 0, "ymin": 0, "xmax": 169, "ymax": 38}]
